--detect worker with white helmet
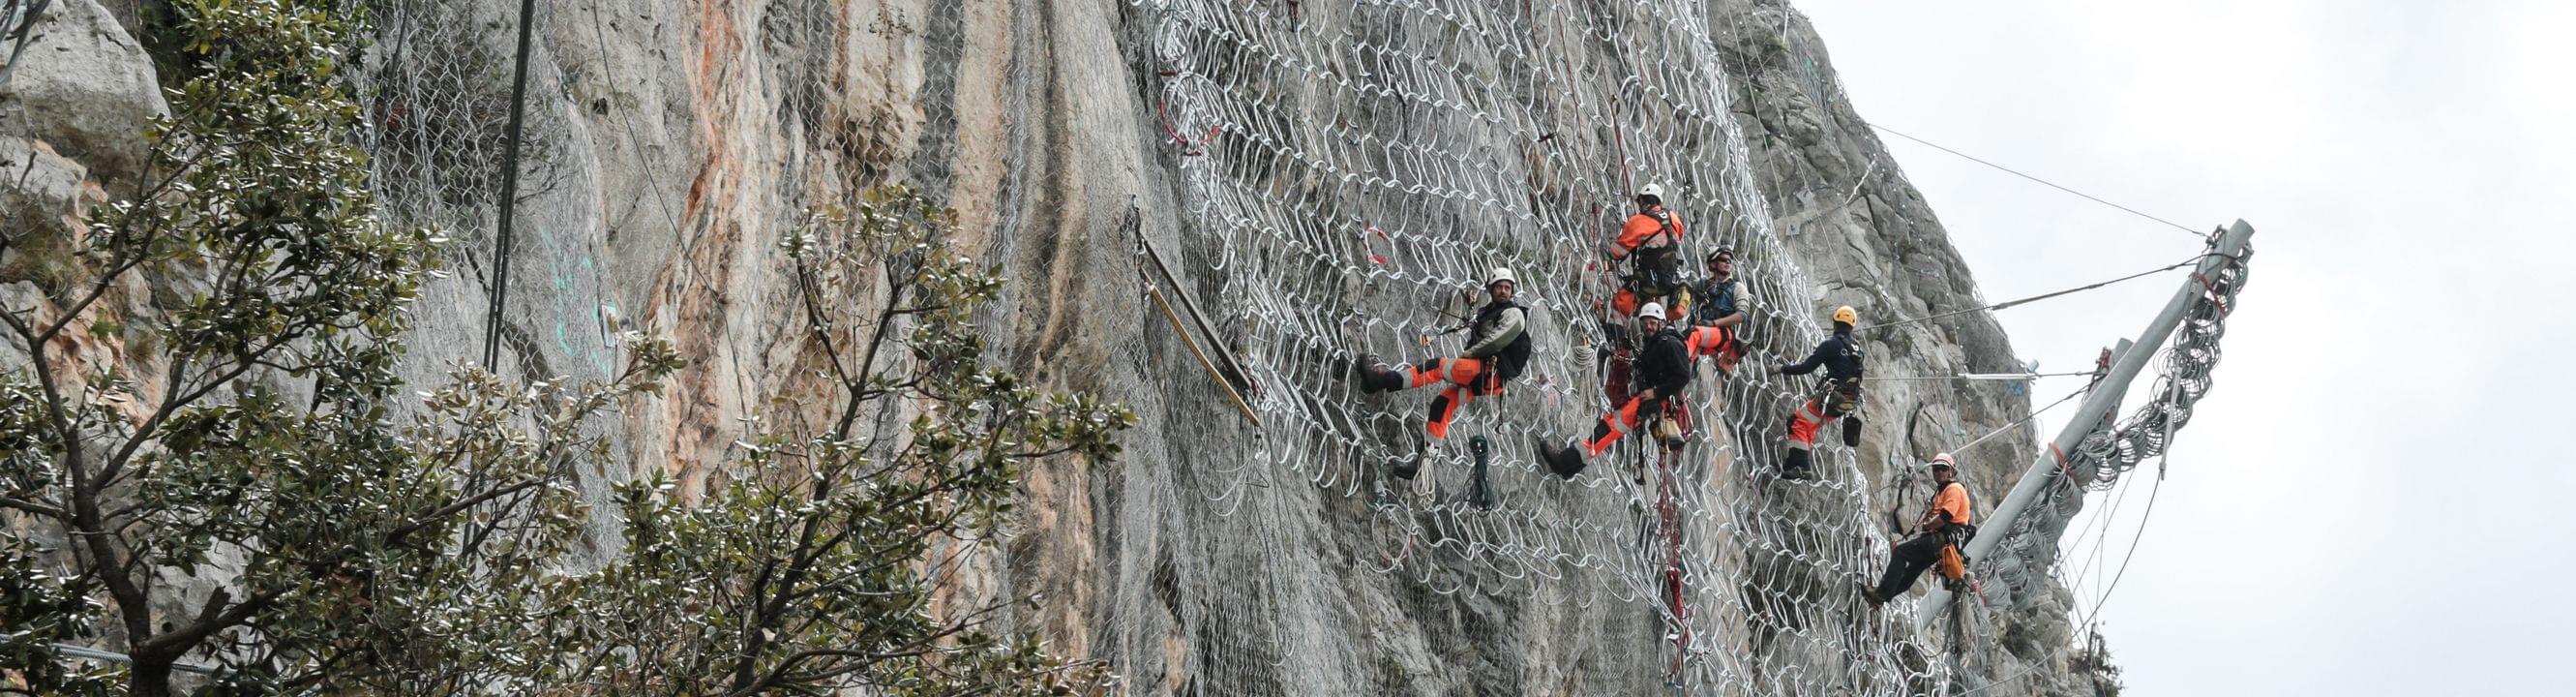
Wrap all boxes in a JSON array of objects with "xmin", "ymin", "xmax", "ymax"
[
  {"xmin": 1539, "ymin": 300, "xmax": 1693, "ymax": 478},
  {"xmin": 1350, "ymin": 267, "xmax": 1535, "ymax": 443},
  {"xmin": 1605, "ymin": 182, "xmax": 1688, "ymax": 319}
]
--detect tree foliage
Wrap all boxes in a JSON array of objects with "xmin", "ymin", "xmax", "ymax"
[
  {"xmin": 531, "ymin": 190, "xmax": 1133, "ymax": 696},
  {"xmin": 0, "ymin": 0, "xmax": 681, "ymax": 693},
  {"xmin": 3, "ymin": 2, "xmax": 1128, "ymax": 695}
]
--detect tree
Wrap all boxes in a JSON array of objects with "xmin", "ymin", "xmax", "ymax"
[
  {"xmin": 532, "ymin": 189, "xmax": 1133, "ymax": 696},
  {"xmin": 3, "ymin": 0, "xmax": 1128, "ymax": 693},
  {"xmin": 2, "ymin": 0, "xmax": 678, "ymax": 693},
  {"xmin": 2072, "ymin": 625, "xmax": 2125, "ymax": 697}
]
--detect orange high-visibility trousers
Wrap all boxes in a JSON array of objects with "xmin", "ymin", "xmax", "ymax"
[
  {"xmin": 1584, "ymin": 396, "xmax": 1673, "ymax": 457},
  {"xmin": 1685, "ymin": 324, "xmax": 1743, "ymax": 373},
  {"xmin": 1786, "ymin": 398, "xmax": 1837, "ymax": 449},
  {"xmin": 1403, "ymin": 357, "xmax": 1493, "ymax": 439}
]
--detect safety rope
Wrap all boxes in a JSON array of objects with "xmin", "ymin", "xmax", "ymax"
[
  {"xmin": 1870, "ymin": 124, "xmax": 2203, "ymax": 237},
  {"xmin": 1867, "ymin": 253, "xmax": 2212, "ymax": 332},
  {"xmin": 1946, "ymin": 384, "xmax": 2087, "ymax": 456},
  {"xmin": 1863, "ymin": 370, "xmax": 2096, "ymax": 382},
  {"xmin": 2069, "ymin": 358, "xmax": 2186, "ymax": 631}
]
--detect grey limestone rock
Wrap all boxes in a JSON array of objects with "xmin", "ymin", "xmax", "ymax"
[{"xmin": 0, "ymin": 0, "xmax": 168, "ymax": 188}]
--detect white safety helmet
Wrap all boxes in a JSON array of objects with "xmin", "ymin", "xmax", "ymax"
[
  {"xmin": 1487, "ymin": 267, "xmax": 1516, "ymax": 288},
  {"xmin": 1636, "ymin": 183, "xmax": 1665, "ymax": 199},
  {"xmin": 1637, "ymin": 302, "xmax": 1666, "ymax": 321},
  {"xmin": 1930, "ymin": 453, "xmax": 1956, "ymax": 470}
]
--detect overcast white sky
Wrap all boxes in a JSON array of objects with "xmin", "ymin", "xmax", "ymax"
[{"xmin": 1799, "ymin": 1, "xmax": 2576, "ymax": 694}]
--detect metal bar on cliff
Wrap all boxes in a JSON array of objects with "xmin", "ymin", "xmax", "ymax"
[{"xmin": 1913, "ymin": 220, "xmax": 2256, "ymax": 633}]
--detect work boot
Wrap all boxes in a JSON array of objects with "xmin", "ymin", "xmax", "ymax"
[
  {"xmin": 1781, "ymin": 448, "xmax": 1814, "ymax": 481},
  {"xmin": 1537, "ymin": 438, "xmax": 1587, "ymax": 479},
  {"xmin": 1858, "ymin": 583, "xmax": 1886, "ymax": 607},
  {"xmin": 1349, "ymin": 354, "xmax": 1403, "ymax": 393}
]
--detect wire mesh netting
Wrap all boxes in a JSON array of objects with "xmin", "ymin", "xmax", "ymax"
[
  {"xmin": 1142, "ymin": 0, "xmax": 1951, "ymax": 692},
  {"xmin": 333, "ymin": 0, "xmax": 2254, "ymax": 692},
  {"xmin": 1140, "ymin": 0, "xmax": 2252, "ymax": 694}
]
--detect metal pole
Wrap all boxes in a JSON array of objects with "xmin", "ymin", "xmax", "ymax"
[
  {"xmin": 1913, "ymin": 220, "xmax": 2254, "ymax": 633},
  {"xmin": 482, "ymin": 0, "xmax": 540, "ymax": 370}
]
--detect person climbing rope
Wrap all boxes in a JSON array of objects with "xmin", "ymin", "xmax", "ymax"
[
  {"xmin": 1539, "ymin": 301, "xmax": 1690, "ymax": 478},
  {"xmin": 1606, "ymin": 183, "xmax": 1688, "ymax": 320},
  {"xmin": 1685, "ymin": 246, "xmax": 1749, "ymax": 376},
  {"xmin": 1773, "ymin": 305, "xmax": 1864, "ymax": 480},
  {"xmin": 1349, "ymin": 267, "xmax": 1534, "ymax": 441},
  {"xmin": 1863, "ymin": 454, "xmax": 1975, "ymax": 606}
]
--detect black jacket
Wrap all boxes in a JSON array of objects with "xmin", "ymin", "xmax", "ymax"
[
  {"xmin": 1782, "ymin": 328, "xmax": 1863, "ymax": 382},
  {"xmin": 1634, "ymin": 327, "xmax": 1692, "ymax": 399}
]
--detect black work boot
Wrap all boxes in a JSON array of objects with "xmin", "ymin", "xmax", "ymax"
[
  {"xmin": 1349, "ymin": 354, "xmax": 1403, "ymax": 393},
  {"xmin": 1781, "ymin": 448, "xmax": 1814, "ymax": 480},
  {"xmin": 1536, "ymin": 438, "xmax": 1587, "ymax": 479}
]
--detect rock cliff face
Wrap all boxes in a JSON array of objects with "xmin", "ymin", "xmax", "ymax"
[{"xmin": 3, "ymin": 0, "xmax": 2109, "ymax": 693}]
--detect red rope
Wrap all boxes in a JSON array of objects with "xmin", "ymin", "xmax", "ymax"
[{"xmin": 2193, "ymin": 272, "xmax": 2231, "ymax": 317}]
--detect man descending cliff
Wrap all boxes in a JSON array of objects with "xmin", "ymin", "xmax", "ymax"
[
  {"xmin": 1685, "ymin": 246, "xmax": 1750, "ymax": 376},
  {"xmin": 1864, "ymin": 454, "xmax": 1975, "ymax": 606},
  {"xmin": 1350, "ymin": 267, "xmax": 1534, "ymax": 442},
  {"xmin": 1539, "ymin": 302, "xmax": 1691, "ymax": 479},
  {"xmin": 1773, "ymin": 305, "xmax": 1864, "ymax": 480}
]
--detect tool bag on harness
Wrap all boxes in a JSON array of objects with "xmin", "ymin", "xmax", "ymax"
[
  {"xmin": 1814, "ymin": 376, "xmax": 1863, "ymax": 418},
  {"xmin": 1624, "ymin": 210, "xmax": 1684, "ymax": 298},
  {"xmin": 1936, "ymin": 523, "xmax": 1978, "ymax": 580},
  {"xmin": 1819, "ymin": 375, "xmax": 1864, "ymax": 447}
]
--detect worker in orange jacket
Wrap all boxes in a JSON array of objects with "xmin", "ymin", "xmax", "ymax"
[
  {"xmin": 1864, "ymin": 454, "xmax": 1974, "ymax": 606},
  {"xmin": 1605, "ymin": 183, "xmax": 1686, "ymax": 319}
]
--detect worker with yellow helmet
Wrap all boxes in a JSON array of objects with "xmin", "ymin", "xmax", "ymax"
[{"xmin": 1773, "ymin": 305, "xmax": 1865, "ymax": 480}]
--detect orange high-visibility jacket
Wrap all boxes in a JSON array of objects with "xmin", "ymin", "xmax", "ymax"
[
  {"xmin": 1929, "ymin": 481, "xmax": 1972, "ymax": 529},
  {"xmin": 1612, "ymin": 206, "xmax": 1683, "ymax": 258}
]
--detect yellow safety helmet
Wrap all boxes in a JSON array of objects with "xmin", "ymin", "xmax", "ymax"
[{"xmin": 1833, "ymin": 306, "xmax": 1858, "ymax": 325}]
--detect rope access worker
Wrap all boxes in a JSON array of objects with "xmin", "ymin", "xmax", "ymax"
[
  {"xmin": 1540, "ymin": 301, "xmax": 1691, "ymax": 479},
  {"xmin": 1349, "ymin": 267, "xmax": 1534, "ymax": 440},
  {"xmin": 1773, "ymin": 305, "xmax": 1864, "ymax": 480},
  {"xmin": 1595, "ymin": 184, "xmax": 1687, "ymax": 403},
  {"xmin": 1685, "ymin": 246, "xmax": 1750, "ymax": 376},
  {"xmin": 1606, "ymin": 183, "xmax": 1688, "ymax": 323},
  {"xmin": 1863, "ymin": 454, "xmax": 1975, "ymax": 606}
]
